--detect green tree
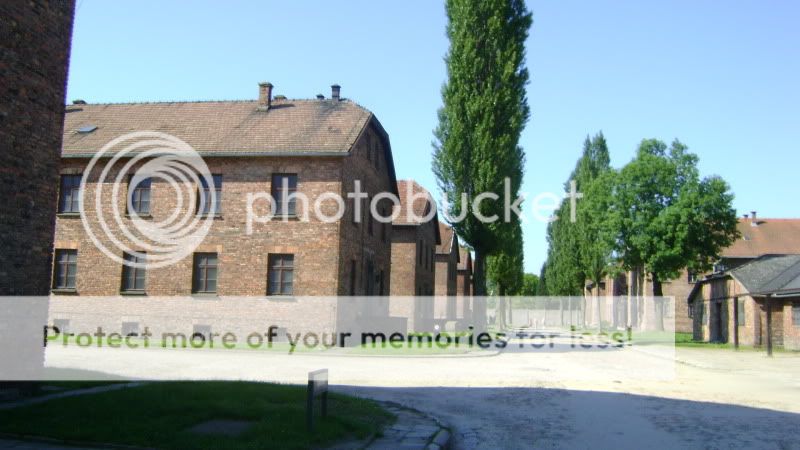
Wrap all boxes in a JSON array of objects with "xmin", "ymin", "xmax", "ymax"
[
  {"xmin": 611, "ymin": 139, "xmax": 739, "ymax": 328},
  {"xmin": 536, "ymin": 263, "xmax": 548, "ymax": 295},
  {"xmin": 520, "ymin": 273, "xmax": 539, "ymax": 296},
  {"xmin": 487, "ymin": 220, "xmax": 524, "ymax": 329},
  {"xmin": 433, "ymin": 0, "xmax": 532, "ymax": 322},
  {"xmin": 543, "ymin": 132, "xmax": 613, "ymax": 296}
]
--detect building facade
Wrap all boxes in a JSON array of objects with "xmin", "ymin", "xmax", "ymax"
[
  {"xmin": 433, "ymin": 222, "xmax": 459, "ymax": 320},
  {"xmin": 597, "ymin": 216, "xmax": 800, "ymax": 332},
  {"xmin": 389, "ymin": 180, "xmax": 440, "ymax": 331},
  {"xmin": 49, "ymin": 84, "xmax": 399, "ymax": 338},
  {"xmin": 0, "ymin": 0, "xmax": 75, "ymax": 295},
  {"xmin": 456, "ymin": 246, "xmax": 473, "ymax": 320},
  {"xmin": 689, "ymin": 254, "xmax": 800, "ymax": 351},
  {"xmin": 0, "ymin": 0, "xmax": 75, "ymax": 382}
]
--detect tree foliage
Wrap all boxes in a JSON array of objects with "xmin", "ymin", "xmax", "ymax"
[
  {"xmin": 543, "ymin": 132, "xmax": 613, "ymax": 295},
  {"xmin": 433, "ymin": 0, "xmax": 532, "ymax": 301},
  {"xmin": 611, "ymin": 139, "xmax": 739, "ymax": 295},
  {"xmin": 520, "ymin": 273, "xmax": 539, "ymax": 296}
]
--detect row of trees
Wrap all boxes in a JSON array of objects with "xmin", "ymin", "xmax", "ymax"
[{"xmin": 540, "ymin": 132, "xmax": 740, "ymax": 300}]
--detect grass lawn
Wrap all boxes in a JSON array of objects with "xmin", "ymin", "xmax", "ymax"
[{"xmin": 0, "ymin": 382, "xmax": 394, "ymax": 450}]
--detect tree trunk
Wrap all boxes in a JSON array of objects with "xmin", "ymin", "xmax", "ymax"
[
  {"xmin": 651, "ymin": 272, "xmax": 665, "ymax": 331},
  {"xmin": 595, "ymin": 287, "xmax": 602, "ymax": 331},
  {"xmin": 473, "ymin": 248, "xmax": 488, "ymax": 331},
  {"xmin": 496, "ymin": 283, "xmax": 507, "ymax": 330},
  {"xmin": 508, "ymin": 296, "xmax": 513, "ymax": 326}
]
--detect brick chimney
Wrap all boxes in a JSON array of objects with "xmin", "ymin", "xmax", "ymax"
[
  {"xmin": 331, "ymin": 84, "xmax": 341, "ymax": 101},
  {"xmin": 751, "ymin": 211, "xmax": 758, "ymax": 227},
  {"xmin": 258, "ymin": 82, "xmax": 273, "ymax": 110}
]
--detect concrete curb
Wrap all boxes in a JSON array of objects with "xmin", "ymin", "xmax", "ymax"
[
  {"xmin": 366, "ymin": 400, "xmax": 452, "ymax": 450},
  {"xmin": 426, "ymin": 428, "xmax": 451, "ymax": 450}
]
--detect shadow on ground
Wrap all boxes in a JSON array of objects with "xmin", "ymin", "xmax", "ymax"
[{"xmin": 335, "ymin": 385, "xmax": 800, "ymax": 450}]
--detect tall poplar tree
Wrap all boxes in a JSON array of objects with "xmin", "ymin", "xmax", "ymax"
[{"xmin": 433, "ymin": 0, "xmax": 532, "ymax": 314}]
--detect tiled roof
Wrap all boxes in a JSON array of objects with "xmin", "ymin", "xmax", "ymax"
[
  {"xmin": 393, "ymin": 180, "xmax": 435, "ymax": 225},
  {"xmin": 457, "ymin": 246, "xmax": 472, "ymax": 271},
  {"xmin": 723, "ymin": 218, "xmax": 800, "ymax": 258},
  {"xmin": 62, "ymin": 99, "xmax": 373, "ymax": 156},
  {"xmin": 393, "ymin": 180, "xmax": 440, "ymax": 244},
  {"xmin": 730, "ymin": 254, "xmax": 800, "ymax": 295},
  {"xmin": 436, "ymin": 222, "xmax": 456, "ymax": 255}
]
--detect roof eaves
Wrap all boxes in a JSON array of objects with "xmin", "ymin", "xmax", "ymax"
[{"xmin": 62, "ymin": 150, "xmax": 350, "ymax": 159}]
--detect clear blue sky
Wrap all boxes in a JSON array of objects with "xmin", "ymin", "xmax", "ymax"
[{"xmin": 66, "ymin": 0, "xmax": 800, "ymax": 273}]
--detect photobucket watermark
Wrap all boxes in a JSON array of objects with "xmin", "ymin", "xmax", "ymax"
[
  {"xmin": 79, "ymin": 131, "xmax": 583, "ymax": 267},
  {"xmin": 245, "ymin": 178, "xmax": 583, "ymax": 233}
]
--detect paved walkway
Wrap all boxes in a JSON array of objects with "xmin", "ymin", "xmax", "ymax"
[{"xmin": 367, "ymin": 403, "xmax": 449, "ymax": 450}]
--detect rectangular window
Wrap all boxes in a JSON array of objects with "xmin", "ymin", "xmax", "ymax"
[
  {"xmin": 192, "ymin": 253, "xmax": 218, "ymax": 293},
  {"xmin": 128, "ymin": 177, "xmax": 151, "ymax": 215},
  {"xmin": 271, "ymin": 174, "xmax": 297, "ymax": 216},
  {"xmin": 349, "ymin": 260, "xmax": 357, "ymax": 296},
  {"xmin": 192, "ymin": 324, "xmax": 211, "ymax": 340},
  {"xmin": 199, "ymin": 175, "xmax": 222, "ymax": 215},
  {"xmin": 121, "ymin": 252, "xmax": 146, "ymax": 292},
  {"xmin": 381, "ymin": 208, "xmax": 388, "ymax": 243},
  {"xmin": 53, "ymin": 249, "xmax": 77, "ymax": 290},
  {"xmin": 53, "ymin": 319, "xmax": 70, "ymax": 335},
  {"xmin": 687, "ymin": 271, "xmax": 697, "ymax": 284},
  {"xmin": 122, "ymin": 322, "xmax": 140, "ymax": 337},
  {"xmin": 737, "ymin": 298, "xmax": 746, "ymax": 326},
  {"xmin": 364, "ymin": 260, "xmax": 375, "ymax": 295},
  {"xmin": 268, "ymin": 254, "xmax": 294, "ymax": 295},
  {"xmin": 793, "ymin": 303, "xmax": 800, "ymax": 327},
  {"xmin": 368, "ymin": 197, "xmax": 374, "ymax": 236},
  {"xmin": 58, "ymin": 174, "xmax": 82, "ymax": 213}
]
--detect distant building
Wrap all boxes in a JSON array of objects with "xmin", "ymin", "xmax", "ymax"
[
  {"xmin": 688, "ymin": 254, "xmax": 800, "ymax": 350},
  {"xmin": 456, "ymin": 246, "xmax": 473, "ymax": 320},
  {"xmin": 389, "ymin": 180, "xmax": 440, "ymax": 331},
  {"xmin": 433, "ymin": 221, "xmax": 459, "ymax": 321},
  {"xmin": 597, "ymin": 215, "xmax": 800, "ymax": 332}
]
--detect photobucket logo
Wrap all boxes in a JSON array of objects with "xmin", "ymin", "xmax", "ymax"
[
  {"xmin": 245, "ymin": 177, "xmax": 583, "ymax": 233},
  {"xmin": 80, "ymin": 132, "xmax": 215, "ymax": 269}
]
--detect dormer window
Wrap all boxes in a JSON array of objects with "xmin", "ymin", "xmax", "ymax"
[{"xmin": 77, "ymin": 125, "xmax": 97, "ymax": 134}]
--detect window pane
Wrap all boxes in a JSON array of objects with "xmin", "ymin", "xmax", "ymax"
[
  {"xmin": 60, "ymin": 176, "xmax": 82, "ymax": 213},
  {"xmin": 281, "ymin": 270, "xmax": 293, "ymax": 284},
  {"xmin": 281, "ymin": 282, "xmax": 293, "ymax": 295}
]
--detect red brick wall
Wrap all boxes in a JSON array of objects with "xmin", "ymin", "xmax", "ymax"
[
  {"xmin": 0, "ymin": 0, "xmax": 75, "ymax": 295},
  {"xmin": 337, "ymin": 123, "xmax": 394, "ymax": 296},
  {"xmin": 54, "ymin": 156, "xmax": 351, "ymax": 296}
]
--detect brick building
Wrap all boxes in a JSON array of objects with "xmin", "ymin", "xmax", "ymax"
[
  {"xmin": 49, "ymin": 83, "xmax": 399, "ymax": 338},
  {"xmin": 1, "ymin": 0, "xmax": 75, "ymax": 382},
  {"xmin": 457, "ymin": 246, "xmax": 473, "ymax": 319},
  {"xmin": 594, "ymin": 215, "xmax": 800, "ymax": 332},
  {"xmin": 433, "ymin": 221, "xmax": 459, "ymax": 320},
  {"xmin": 389, "ymin": 180, "xmax": 440, "ymax": 331},
  {"xmin": 0, "ymin": 0, "xmax": 75, "ymax": 296},
  {"xmin": 689, "ymin": 254, "xmax": 800, "ymax": 351}
]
